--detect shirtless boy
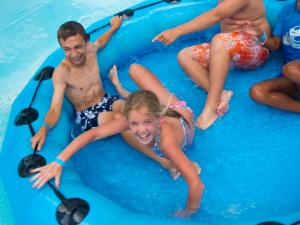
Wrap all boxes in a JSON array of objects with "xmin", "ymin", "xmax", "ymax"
[
  {"xmin": 31, "ymin": 17, "xmax": 182, "ymax": 177},
  {"xmin": 153, "ymin": 0, "xmax": 270, "ymax": 129},
  {"xmin": 31, "ymin": 17, "xmax": 124, "ymax": 149}
]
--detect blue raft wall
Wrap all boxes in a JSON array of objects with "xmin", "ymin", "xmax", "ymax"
[{"xmin": 0, "ymin": 0, "xmax": 297, "ymax": 225}]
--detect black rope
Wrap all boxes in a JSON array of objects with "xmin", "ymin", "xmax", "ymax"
[
  {"xmin": 27, "ymin": 122, "xmax": 39, "ymax": 154},
  {"xmin": 88, "ymin": 0, "xmax": 179, "ymax": 35},
  {"xmin": 134, "ymin": 0, "xmax": 164, "ymax": 11},
  {"xmin": 28, "ymin": 71, "xmax": 46, "ymax": 109},
  {"xmin": 48, "ymin": 182, "xmax": 68, "ymax": 205}
]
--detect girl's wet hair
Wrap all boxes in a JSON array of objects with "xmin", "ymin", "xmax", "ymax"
[
  {"xmin": 57, "ymin": 21, "xmax": 89, "ymax": 44},
  {"xmin": 123, "ymin": 90, "xmax": 184, "ymax": 121}
]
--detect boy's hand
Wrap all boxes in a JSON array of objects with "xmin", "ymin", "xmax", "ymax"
[
  {"xmin": 110, "ymin": 16, "xmax": 123, "ymax": 30},
  {"xmin": 152, "ymin": 28, "xmax": 180, "ymax": 45},
  {"xmin": 31, "ymin": 127, "xmax": 47, "ymax": 150}
]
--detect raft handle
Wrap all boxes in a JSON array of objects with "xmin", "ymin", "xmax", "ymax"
[
  {"xmin": 48, "ymin": 182, "xmax": 90, "ymax": 225},
  {"xmin": 88, "ymin": 0, "xmax": 181, "ymax": 35}
]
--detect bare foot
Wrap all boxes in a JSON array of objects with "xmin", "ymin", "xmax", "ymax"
[
  {"xmin": 109, "ymin": 65, "xmax": 120, "ymax": 86},
  {"xmin": 216, "ymin": 90, "xmax": 234, "ymax": 116},
  {"xmin": 109, "ymin": 65, "xmax": 130, "ymax": 98},
  {"xmin": 195, "ymin": 107, "xmax": 219, "ymax": 130}
]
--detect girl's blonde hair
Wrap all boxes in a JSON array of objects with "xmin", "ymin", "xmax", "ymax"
[
  {"xmin": 124, "ymin": 90, "xmax": 162, "ymax": 119},
  {"xmin": 123, "ymin": 90, "xmax": 185, "ymax": 122}
]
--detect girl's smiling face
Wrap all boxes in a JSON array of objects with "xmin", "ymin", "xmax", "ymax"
[{"xmin": 127, "ymin": 106, "xmax": 160, "ymax": 147}]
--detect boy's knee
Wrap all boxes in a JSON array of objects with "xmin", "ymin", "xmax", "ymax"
[
  {"xmin": 211, "ymin": 34, "xmax": 230, "ymax": 53},
  {"xmin": 177, "ymin": 48, "xmax": 190, "ymax": 64},
  {"xmin": 249, "ymin": 84, "xmax": 266, "ymax": 102},
  {"xmin": 211, "ymin": 33, "xmax": 225, "ymax": 45},
  {"xmin": 282, "ymin": 63, "xmax": 298, "ymax": 79}
]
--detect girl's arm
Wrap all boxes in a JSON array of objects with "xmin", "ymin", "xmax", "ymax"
[
  {"xmin": 30, "ymin": 116, "xmax": 128, "ymax": 189},
  {"xmin": 159, "ymin": 124, "xmax": 204, "ymax": 217}
]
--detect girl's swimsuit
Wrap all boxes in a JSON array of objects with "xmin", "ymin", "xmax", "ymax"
[{"xmin": 151, "ymin": 101, "xmax": 193, "ymax": 156}]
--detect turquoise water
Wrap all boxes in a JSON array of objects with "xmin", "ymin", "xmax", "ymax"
[{"xmin": 0, "ymin": 1, "xmax": 142, "ymax": 224}]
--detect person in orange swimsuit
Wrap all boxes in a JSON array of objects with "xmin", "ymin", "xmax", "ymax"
[{"xmin": 153, "ymin": 0, "xmax": 270, "ymax": 129}]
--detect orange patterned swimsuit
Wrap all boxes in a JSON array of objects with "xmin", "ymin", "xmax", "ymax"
[{"xmin": 192, "ymin": 32, "xmax": 269, "ymax": 69}]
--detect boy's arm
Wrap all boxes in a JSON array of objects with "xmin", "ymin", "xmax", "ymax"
[
  {"xmin": 153, "ymin": 0, "xmax": 248, "ymax": 44},
  {"xmin": 31, "ymin": 66, "xmax": 67, "ymax": 150},
  {"xmin": 94, "ymin": 16, "xmax": 123, "ymax": 50},
  {"xmin": 260, "ymin": 33, "xmax": 281, "ymax": 51}
]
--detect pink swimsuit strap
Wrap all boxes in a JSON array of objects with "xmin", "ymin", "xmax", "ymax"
[{"xmin": 169, "ymin": 101, "xmax": 186, "ymax": 109}]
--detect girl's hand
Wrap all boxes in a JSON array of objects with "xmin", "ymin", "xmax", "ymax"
[
  {"xmin": 158, "ymin": 157, "xmax": 181, "ymax": 180},
  {"xmin": 30, "ymin": 162, "xmax": 63, "ymax": 189},
  {"xmin": 173, "ymin": 207, "xmax": 197, "ymax": 218},
  {"xmin": 159, "ymin": 157, "xmax": 201, "ymax": 180}
]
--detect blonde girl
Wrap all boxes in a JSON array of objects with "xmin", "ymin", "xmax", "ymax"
[{"xmin": 31, "ymin": 64, "xmax": 204, "ymax": 217}]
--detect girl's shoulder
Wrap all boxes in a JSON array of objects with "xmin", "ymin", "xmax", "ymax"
[{"xmin": 160, "ymin": 117, "xmax": 180, "ymax": 139}]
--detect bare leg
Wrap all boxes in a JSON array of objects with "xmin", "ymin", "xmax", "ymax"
[
  {"xmin": 216, "ymin": 90, "xmax": 234, "ymax": 116},
  {"xmin": 250, "ymin": 77, "xmax": 300, "ymax": 112},
  {"xmin": 196, "ymin": 34, "xmax": 231, "ymax": 129},
  {"xmin": 178, "ymin": 44, "xmax": 233, "ymax": 119},
  {"xmin": 177, "ymin": 46, "xmax": 210, "ymax": 92},
  {"xmin": 109, "ymin": 65, "xmax": 130, "ymax": 98},
  {"xmin": 128, "ymin": 63, "xmax": 194, "ymax": 125},
  {"xmin": 283, "ymin": 60, "xmax": 300, "ymax": 84}
]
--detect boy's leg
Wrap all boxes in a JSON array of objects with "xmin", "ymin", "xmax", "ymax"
[
  {"xmin": 177, "ymin": 45, "xmax": 210, "ymax": 92},
  {"xmin": 196, "ymin": 34, "xmax": 231, "ymax": 129},
  {"xmin": 283, "ymin": 60, "xmax": 300, "ymax": 84},
  {"xmin": 250, "ymin": 77, "xmax": 300, "ymax": 112}
]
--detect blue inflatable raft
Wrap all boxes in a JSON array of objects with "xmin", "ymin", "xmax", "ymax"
[{"xmin": 1, "ymin": 0, "xmax": 300, "ymax": 224}]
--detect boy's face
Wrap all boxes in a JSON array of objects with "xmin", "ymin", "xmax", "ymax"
[
  {"xmin": 297, "ymin": 0, "xmax": 300, "ymax": 11},
  {"xmin": 59, "ymin": 34, "xmax": 88, "ymax": 66}
]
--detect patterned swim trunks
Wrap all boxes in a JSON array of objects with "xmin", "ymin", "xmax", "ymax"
[
  {"xmin": 192, "ymin": 32, "xmax": 269, "ymax": 69},
  {"xmin": 75, "ymin": 93, "xmax": 120, "ymax": 132}
]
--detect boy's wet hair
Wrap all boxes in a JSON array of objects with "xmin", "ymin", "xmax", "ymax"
[{"xmin": 57, "ymin": 21, "xmax": 89, "ymax": 44}]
